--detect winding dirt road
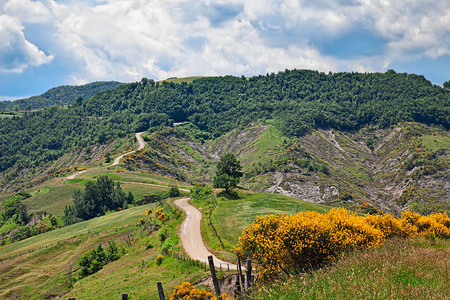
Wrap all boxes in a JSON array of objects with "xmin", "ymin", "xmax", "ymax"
[
  {"xmin": 66, "ymin": 170, "xmax": 87, "ymax": 179},
  {"xmin": 66, "ymin": 132, "xmax": 146, "ymax": 180},
  {"xmin": 175, "ymin": 197, "xmax": 238, "ymax": 270},
  {"xmin": 111, "ymin": 132, "xmax": 146, "ymax": 166}
]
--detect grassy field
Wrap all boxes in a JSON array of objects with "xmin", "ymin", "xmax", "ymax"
[
  {"xmin": 0, "ymin": 201, "xmax": 213, "ymax": 299},
  {"xmin": 24, "ymin": 184, "xmax": 83, "ymax": 215},
  {"xmin": 421, "ymin": 134, "xmax": 450, "ymax": 152},
  {"xmin": 251, "ymin": 237, "xmax": 450, "ymax": 300},
  {"xmin": 0, "ymin": 168, "xmax": 192, "ymax": 216},
  {"xmin": 197, "ymin": 191, "xmax": 332, "ymax": 261},
  {"xmin": 159, "ymin": 76, "xmax": 206, "ymax": 84},
  {"xmin": 0, "ymin": 112, "xmax": 23, "ymax": 118}
]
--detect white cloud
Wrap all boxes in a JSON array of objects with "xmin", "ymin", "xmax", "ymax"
[
  {"xmin": 2, "ymin": 0, "xmax": 51, "ymax": 23},
  {"xmin": 0, "ymin": 14, "xmax": 53, "ymax": 72},
  {"xmin": 1, "ymin": 0, "xmax": 449, "ymax": 83}
]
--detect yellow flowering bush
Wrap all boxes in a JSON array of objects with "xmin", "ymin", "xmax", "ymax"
[
  {"xmin": 145, "ymin": 208, "xmax": 153, "ymax": 215},
  {"xmin": 416, "ymin": 213, "xmax": 450, "ymax": 238},
  {"xmin": 158, "ymin": 213, "xmax": 168, "ymax": 222},
  {"xmin": 155, "ymin": 254, "xmax": 164, "ymax": 266},
  {"xmin": 155, "ymin": 208, "xmax": 164, "ymax": 217},
  {"xmin": 236, "ymin": 208, "xmax": 449, "ymax": 279},
  {"xmin": 169, "ymin": 282, "xmax": 230, "ymax": 300},
  {"xmin": 364, "ymin": 212, "xmax": 417, "ymax": 238}
]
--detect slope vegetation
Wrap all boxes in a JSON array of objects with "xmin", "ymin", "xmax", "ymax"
[
  {"xmin": 0, "ymin": 81, "xmax": 122, "ymax": 111},
  {"xmin": 1, "ymin": 70, "xmax": 448, "ymax": 193}
]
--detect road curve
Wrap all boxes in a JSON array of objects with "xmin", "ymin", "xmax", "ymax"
[
  {"xmin": 66, "ymin": 170, "xmax": 87, "ymax": 180},
  {"xmin": 66, "ymin": 132, "xmax": 146, "ymax": 180},
  {"xmin": 111, "ymin": 132, "xmax": 146, "ymax": 166},
  {"xmin": 175, "ymin": 197, "xmax": 238, "ymax": 270}
]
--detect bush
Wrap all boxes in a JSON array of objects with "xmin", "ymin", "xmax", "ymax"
[
  {"xmin": 158, "ymin": 228, "xmax": 168, "ymax": 243},
  {"xmin": 169, "ymin": 186, "xmax": 180, "ymax": 197},
  {"xmin": 161, "ymin": 238, "xmax": 174, "ymax": 254},
  {"xmin": 236, "ymin": 208, "xmax": 450, "ymax": 279},
  {"xmin": 155, "ymin": 254, "xmax": 164, "ymax": 266},
  {"xmin": 169, "ymin": 282, "xmax": 230, "ymax": 300},
  {"xmin": 78, "ymin": 242, "xmax": 123, "ymax": 278}
]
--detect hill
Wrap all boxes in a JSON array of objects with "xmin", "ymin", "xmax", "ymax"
[
  {"xmin": 119, "ymin": 122, "xmax": 449, "ymax": 215},
  {"xmin": 0, "ymin": 81, "xmax": 122, "ymax": 112},
  {"xmin": 0, "ymin": 69, "xmax": 448, "ymax": 298},
  {"xmin": 0, "ymin": 70, "xmax": 448, "ymax": 210}
]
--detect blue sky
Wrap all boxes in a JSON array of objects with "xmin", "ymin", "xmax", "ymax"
[{"xmin": 0, "ymin": 0, "xmax": 449, "ymax": 100}]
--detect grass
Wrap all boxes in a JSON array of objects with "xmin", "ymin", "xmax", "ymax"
[
  {"xmin": 83, "ymin": 168, "xmax": 191, "ymax": 188},
  {"xmin": 0, "ymin": 204, "xmax": 151, "ymax": 258},
  {"xmin": 159, "ymin": 76, "xmax": 206, "ymax": 84},
  {"xmin": 0, "ymin": 204, "xmax": 152, "ymax": 299},
  {"xmin": 239, "ymin": 123, "xmax": 284, "ymax": 167},
  {"xmin": 251, "ymin": 237, "xmax": 449, "ymax": 300},
  {"xmin": 66, "ymin": 200, "xmax": 210, "ymax": 300},
  {"xmin": 0, "ymin": 168, "xmax": 192, "ymax": 217},
  {"xmin": 198, "ymin": 191, "xmax": 331, "ymax": 261},
  {"xmin": 23, "ymin": 184, "xmax": 83, "ymax": 215},
  {"xmin": 0, "ymin": 112, "xmax": 23, "ymax": 118},
  {"xmin": 0, "ymin": 201, "xmax": 211, "ymax": 299},
  {"xmin": 421, "ymin": 134, "xmax": 450, "ymax": 152}
]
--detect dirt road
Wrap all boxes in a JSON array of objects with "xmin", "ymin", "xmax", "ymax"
[
  {"xmin": 66, "ymin": 132, "xmax": 146, "ymax": 180},
  {"xmin": 111, "ymin": 132, "xmax": 146, "ymax": 166},
  {"xmin": 66, "ymin": 170, "xmax": 87, "ymax": 180},
  {"xmin": 175, "ymin": 197, "xmax": 238, "ymax": 270}
]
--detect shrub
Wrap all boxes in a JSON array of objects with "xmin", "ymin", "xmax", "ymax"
[
  {"xmin": 78, "ymin": 242, "xmax": 123, "ymax": 278},
  {"xmin": 157, "ymin": 213, "xmax": 168, "ymax": 222},
  {"xmin": 158, "ymin": 228, "xmax": 168, "ymax": 243},
  {"xmin": 169, "ymin": 282, "xmax": 230, "ymax": 300},
  {"xmin": 169, "ymin": 186, "xmax": 180, "ymax": 197},
  {"xmin": 155, "ymin": 254, "xmax": 164, "ymax": 266},
  {"xmin": 236, "ymin": 208, "xmax": 449, "ymax": 279},
  {"xmin": 161, "ymin": 238, "xmax": 174, "ymax": 254}
]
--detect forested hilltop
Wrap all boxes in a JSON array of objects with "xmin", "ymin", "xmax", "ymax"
[
  {"xmin": 0, "ymin": 81, "xmax": 122, "ymax": 112},
  {"xmin": 0, "ymin": 69, "xmax": 448, "ymax": 192}
]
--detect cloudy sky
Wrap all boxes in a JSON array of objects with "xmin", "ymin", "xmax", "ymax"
[{"xmin": 0, "ymin": 0, "xmax": 449, "ymax": 100}]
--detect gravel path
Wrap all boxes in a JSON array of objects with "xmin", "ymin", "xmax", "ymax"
[
  {"xmin": 111, "ymin": 132, "xmax": 146, "ymax": 166},
  {"xmin": 66, "ymin": 132, "xmax": 146, "ymax": 180},
  {"xmin": 175, "ymin": 197, "xmax": 238, "ymax": 270}
]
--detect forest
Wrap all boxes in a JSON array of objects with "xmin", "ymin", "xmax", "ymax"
[
  {"xmin": 0, "ymin": 81, "xmax": 122, "ymax": 112},
  {"xmin": 0, "ymin": 69, "xmax": 448, "ymax": 183}
]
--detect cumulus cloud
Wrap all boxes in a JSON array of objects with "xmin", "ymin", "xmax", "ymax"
[
  {"xmin": 1, "ymin": 0, "xmax": 448, "ymax": 84},
  {"xmin": 3, "ymin": 0, "xmax": 51, "ymax": 23},
  {"xmin": 0, "ymin": 14, "xmax": 53, "ymax": 72}
]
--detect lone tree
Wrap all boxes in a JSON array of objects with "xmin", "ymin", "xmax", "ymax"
[{"xmin": 213, "ymin": 153, "xmax": 243, "ymax": 192}]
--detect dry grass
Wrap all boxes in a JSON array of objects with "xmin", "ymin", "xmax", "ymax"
[{"xmin": 251, "ymin": 237, "xmax": 449, "ymax": 300}]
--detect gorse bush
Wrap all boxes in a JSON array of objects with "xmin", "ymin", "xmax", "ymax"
[
  {"xmin": 235, "ymin": 208, "xmax": 450, "ymax": 279},
  {"xmin": 169, "ymin": 282, "xmax": 230, "ymax": 300},
  {"xmin": 155, "ymin": 254, "xmax": 164, "ymax": 266}
]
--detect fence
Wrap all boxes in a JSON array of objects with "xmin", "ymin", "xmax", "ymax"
[{"xmin": 66, "ymin": 255, "xmax": 254, "ymax": 300}]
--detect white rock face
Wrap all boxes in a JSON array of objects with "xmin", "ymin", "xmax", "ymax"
[{"xmin": 266, "ymin": 173, "xmax": 339, "ymax": 204}]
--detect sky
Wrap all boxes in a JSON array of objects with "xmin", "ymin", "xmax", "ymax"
[{"xmin": 0, "ymin": 0, "xmax": 449, "ymax": 100}]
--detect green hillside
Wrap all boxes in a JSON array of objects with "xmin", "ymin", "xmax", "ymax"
[
  {"xmin": 0, "ymin": 81, "xmax": 122, "ymax": 112},
  {"xmin": 0, "ymin": 70, "xmax": 448, "ymax": 193},
  {"xmin": 0, "ymin": 69, "xmax": 448, "ymax": 299}
]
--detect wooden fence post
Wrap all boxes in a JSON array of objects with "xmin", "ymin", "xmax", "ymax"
[
  {"xmin": 157, "ymin": 281, "xmax": 166, "ymax": 300},
  {"xmin": 237, "ymin": 253, "xmax": 245, "ymax": 295},
  {"xmin": 208, "ymin": 256, "xmax": 222, "ymax": 300},
  {"xmin": 246, "ymin": 259, "xmax": 252, "ymax": 289}
]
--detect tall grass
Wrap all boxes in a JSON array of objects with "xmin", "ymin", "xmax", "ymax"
[{"xmin": 251, "ymin": 237, "xmax": 449, "ymax": 300}]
